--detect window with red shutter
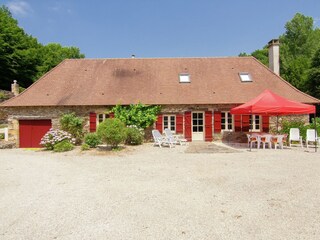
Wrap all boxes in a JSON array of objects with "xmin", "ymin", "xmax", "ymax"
[
  {"xmin": 262, "ymin": 116, "xmax": 269, "ymax": 132},
  {"xmin": 205, "ymin": 111, "xmax": 213, "ymax": 141},
  {"xmin": 89, "ymin": 112, "xmax": 97, "ymax": 132},
  {"xmin": 184, "ymin": 111, "xmax": 192, "ymax": 141},
  {"xmin": 176, "ymin": 114, "xmax": 183, "ymax": 134},
  {"xmin": 155, "ymin": 114, "xmax": 163, "ymax": 133},
  {"xmin": 214, "ymin": 111, "xmax": 221, "ymax": 133}
]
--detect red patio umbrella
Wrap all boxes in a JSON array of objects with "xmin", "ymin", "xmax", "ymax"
[
  {"xmin": 230, "ymin": 89, "xmax": 315, "ymax": 116},
  {"xmin": 230, "ymin": 89, "xmax": 317, "ymax": 151}
]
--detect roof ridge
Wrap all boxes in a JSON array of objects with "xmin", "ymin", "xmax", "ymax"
[{"xmin": 64, "ymin": 56, "xmax": 252, "ymax": 61}]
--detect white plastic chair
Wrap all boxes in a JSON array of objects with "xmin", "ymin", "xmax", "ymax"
[
  {"xmin": 272, "ymin": 135, "xmax": 285, "ymax": 149},
  {"xmin": 164, "ymin": 128, "xmax": 187, "ymax": 146},
  {"xmin": 289, "ymin": 128, "xmax": 303, "ymax": 148},
  {"xmin": 152, "ymin": 130, "xmax": 175, "ymax": 148},
  {"xmin": 306, "ymin": 129, "xmax": 319, "ymax": 148},
  {"xmin": 259, "ymin": 134, "xmax": 273, "ymax": 149},
  {"xmin": 246, "ymin": 134, "xmax": 258, "ymax": 149}
]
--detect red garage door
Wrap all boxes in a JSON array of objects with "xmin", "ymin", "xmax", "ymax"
[{"xmin": 19, "ymin": 120, "xmax": 52, "ymax": 148}]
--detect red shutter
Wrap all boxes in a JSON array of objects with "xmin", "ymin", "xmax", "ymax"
[
  {"xmin": 205, "ymin": 111, "xmax": 213, "ymax": 141},
  {"xmin": 176, "ymin": 114, "xmax": 183, "ymax": 134},
  {"xmin": 242, "ymin": 115, "xmax": 250, "ymax": 132},
  {"xmin": 109, "ymin": 112, "xmax": 114, "ymax": 118},
  {"xmin": 214, "ymin": 111, "xmax": 221, "ymax": 133},
  {"xmin": 234, "ymin": 115, "xmax": 242, "ymax": 132},
  {"xmin": 262, "ymin": 116, "xmax": 269, "ymax": 132},
  {"xmin": 184, "ymin": 111, "xmax": 192, "ymax": 141},
  {"xmin": 155, "ymin": 114, "xmax": 163, "ymax": 133},
  {"xmin": 89, "ymin": 112, "xmax": 97, "ymax": 132}
]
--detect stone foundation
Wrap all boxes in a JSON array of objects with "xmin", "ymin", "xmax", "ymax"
[{"xmin": 0, "ymin": 105, "xmax": 312, "ymax": 147}]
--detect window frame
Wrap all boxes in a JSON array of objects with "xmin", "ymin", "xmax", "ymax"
[
  {"xmin": 179, "ymin": 73, "xmax": 191, "ymax": 83},
  {"xmin": 96, "ymin": 113, "xmax": 110, "ymax": 126},
  {"xmin": 163, "ymin": 115, "xmax": 176, "ymax": 133},
  {"xmin": 239, "ymin": 72, "xmax": 252, "ymax": 82},
  {"xmin": 221, "ymin": 111, "xmax": 233, "ymax": 131},
  {"xmin": 249, "ymin": 115, "xmax": 261, "ymax": 132}
]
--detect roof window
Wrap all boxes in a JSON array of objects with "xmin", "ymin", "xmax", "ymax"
[
  {"xmin": 179, "ymin": 73, "xmax": 190, "ymax": 83},
  {"xmin": 239, "ymin": 72, "xmax": 252, "ymax": 82}
]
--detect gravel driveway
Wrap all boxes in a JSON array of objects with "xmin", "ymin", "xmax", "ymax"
[{"xmin": 0, "ymin": 144, "xmax": 319, "ymax": 240}]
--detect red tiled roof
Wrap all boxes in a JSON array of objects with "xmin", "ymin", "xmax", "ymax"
[{"xmin": 1, "ymin": 57, "xmax": 318, "ymax": 107}]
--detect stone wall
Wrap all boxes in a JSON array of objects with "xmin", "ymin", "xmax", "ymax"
[
  {"xmin": 3, "ymin": 106, "xmax": 113, "ymax": 146},
  {"xmin": 0, "ymin": 90, "xmax": 14, "ymax": 124},
  {"xmin": 269, "ymin": 115, "xmax": 309, "ymax": 133},
  {"xmin": 2, "ymin": 104, "xmax": 312, "ymax": 147}
]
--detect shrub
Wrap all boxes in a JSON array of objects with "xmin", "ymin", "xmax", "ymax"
[
  {"xmin": 308, "ymin": 117, "xmax": 320, "ymax": 133},
  {"xmin": 97, "ymin": 118, "xmax": 127, "ymax": 148},
  {"xmin": 112, "ymin": 103, "xmax": 161, "ymax": 129},
  {"xmin": 280, "ymin": 119, "xmax": 308, "ymax": 140},
  {"xmin": 40, "ymin": 128, "xmax": 75, "ymax": 150},
  {"xmin": 81, "ymin": 143, "xmax": 90, "ymax": 151},
  {"xmin": 0, "ymin": 133, "xmax": 4, "ymax": 140},
  {"xmin": 84, "ymin": 132, "xmax": 101, "ymax": 148},
  {"xmin": 60, "ymin": 113, "xmax": 84, "ymax": 144},
  {"xmin": 0, "ymin": 92, "xmax": 6, "ymax": 100},
  {"xmin": 53, "ymin": 140, "xmax": 74, "ymax": 152},
  {"xmin": 125, "ymin": 126, "xmax": 144, "ymax": 145}
]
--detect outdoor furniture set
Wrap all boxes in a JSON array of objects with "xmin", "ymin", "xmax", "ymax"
[
  {"xmin": 247, "ymin": 128, "xmax": 319, "ymax": 150},
  {"xmin": 247, "ymin": 133, "xmax": 288, "ymax": 150},
  {"xmin": 152, "ymin": 129, "xmax": 188, "ymax": 148}
]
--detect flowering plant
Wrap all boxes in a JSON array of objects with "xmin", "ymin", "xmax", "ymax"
[{"xmin": 40, "ymin": 128, "xmax": 75, "ymax": 150}]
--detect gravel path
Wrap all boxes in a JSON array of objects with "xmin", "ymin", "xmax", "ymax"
[{"xmin": 0, "ymin": 144, "xmax": 319, "ymax": 240}]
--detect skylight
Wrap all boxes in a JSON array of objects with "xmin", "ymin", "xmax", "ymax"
[
  {"xmin": 239, "ymin": 72, "xmax": 252, "ymax": 82},
  {"xmin": 179, "ymin": 73, "xmax": 190, "ymax": 83}
]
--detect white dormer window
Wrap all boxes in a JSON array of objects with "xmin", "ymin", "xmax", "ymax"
[
  {"xmin": 179, "ymin": 73, "xmax": 190, "ymax": 83},
  {"xmin": 239, "ymin": 72, "xmax": 252, "ymax": 82}
]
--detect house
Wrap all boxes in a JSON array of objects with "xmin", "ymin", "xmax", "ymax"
[{"xmin": 0, "ymin": 40, "xmax": 319, "ymax": 148}]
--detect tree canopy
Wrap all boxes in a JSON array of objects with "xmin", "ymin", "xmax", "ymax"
[
  {"xmin": 240, "ymin": 13, "xmax": 320, "ymax": 98},
  {"xmin": 306, "ymin": 48, "xmax": 320, "ymax": 99},
  {"xmin": 0, "ymin": 6, "xmax": 84, "ymax": 90}
]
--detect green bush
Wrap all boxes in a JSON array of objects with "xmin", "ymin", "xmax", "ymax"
[
  {"xmin": 0, "ymin": 92, "xmax": 6, "ymax": 100},
  {"xmin": 280, "ymin": 119, "xmax": 308, "ymax": 140},
  {"xmin": 0, "ymin": 133, "xmax": 4, "ymax": 140},
  {"xmin": 125, "ymin": 127, "xmax": 144, "ymax": 145},
  {"xmin": 84, "ymin": 133, "xmax": 101, "ymax": 148},
  {"xmin": 309, "ymin": 117, "xmax": 320, "ymax": 134},
  {"xmin": 60, "ymin": 113, "xmax": 84, "ymax": 144},
  {"xmin": 97, "ymin": 118, "xmax": 127, "ymax": 148},
  {"xmin": 53, "ymin": 140, "xmax": 74, "ymax": 152},
  {"xmin": 81, "ymin": 143, "xmax": 90, "ymax": 151},
  {"xmin": 112, "ymin": 103, "xmax": 161, "ymax": 129}
]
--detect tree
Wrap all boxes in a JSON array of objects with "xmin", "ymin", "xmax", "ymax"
[
  {"xmin": 279, "ymin": 13, "xmax": 320, "ymax": 91},
  {"xmin": 36, "ymin": 43, "xmax": 85, "ymax": 78},
  {"xmin": 0, "ymin": 5, "xmax": 85, "ymax": 90},
  {"xmin": 239, "ymin": 48, "xmax": 268, "ymax": 66},
  {"xmin": 240, "ymin": 13, "xmax": 320, "ymax": 94},
  {"xmin": 0, "ymin": 6, "xmax": 41, "ymax": 90},
  {"xmin": 306, "ymin": 48, "xmax": 320, "ymax": 99}
]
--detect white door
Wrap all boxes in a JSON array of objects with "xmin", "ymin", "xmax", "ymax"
[{"xmin": 192, "ymin": 112, "xmax": 204, "ymax": 141}]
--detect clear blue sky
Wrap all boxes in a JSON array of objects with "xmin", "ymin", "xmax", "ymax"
[{"xmin": 3, "ymin": 0, "xmax": 320, "ymax": 58}]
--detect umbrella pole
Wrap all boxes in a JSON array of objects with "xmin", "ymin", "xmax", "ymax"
[
  {"xmin": 250, "ymin": 113, "xmax": 252, "ymax": 152},
  {"xmin": 276, "ymin": 115, "xmax": 279, "ymax": 134},
  {"xmin": 315, "ymin": 113, "xmax": 317, "ymax": 153}
]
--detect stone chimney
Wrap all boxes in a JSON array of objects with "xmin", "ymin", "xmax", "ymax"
[
  {"xmin": 11, "ymin": 80, "xmax": 19, "ymax": 96},
  {"xmin": 268, "ymin": 39, "xmax": 280, "ymax": 75}
]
